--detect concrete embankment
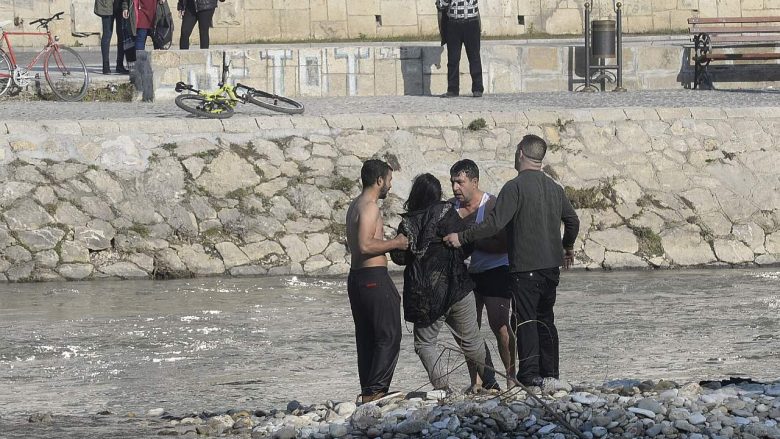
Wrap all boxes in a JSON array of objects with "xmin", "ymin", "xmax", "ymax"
[{"xmin": 0, "ymin": 97, "xmax": 778, "ymax": 282}]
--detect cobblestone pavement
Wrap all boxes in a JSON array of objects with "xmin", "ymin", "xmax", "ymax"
[{"xmin": 1, "ymin": 89, "xmax": 779, "ymax": 120}]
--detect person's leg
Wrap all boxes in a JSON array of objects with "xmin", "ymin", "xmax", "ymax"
[
  {"xmin": 462, "ymin": 19, "xmax": 483, "ymax": 94},
  {"xmin": 446, "ymin": 292, "xmax": 497, "ymax": 389},
  {"xmin": 100, "ymin": 15, "xmax": 113, "ymax": 73},
  {"xmin": 538, "ymin": 269, "xmax": 560, "ymax": 379},
  {"xmin": 445, "ymin": 20, "xmax": 464, "ymax": 95},
  {"xmin": 135, "ymin": 28, "xmax": 149, "ymax": 51},
  {"xmin": 347, "ymin": 271, "xmax": 372, "ymax": 395},
  {"xmin": 179, "ymin": 7, "xmax": 197, "ymax": 50},
  {"xmin": 113, "ymin": 11, "xmax": 127, "ymax": 72},
  {"xmin": 196, "ymin": 8, "xmax": 215, "ymax": 49},
  {"xmin": 414, "ymin": 317, "xmax": 448, "ymax": 390},
  {"xmin": 511, "ymin": 272, "xmax": 543, "ymax": 385},
  {"xmin": 483, "ymin": 295, "xmax": 518, "ymax": 387},
  {"xmin": 362, "ymin": 270, "xmax": 402, "ymax": 396}
]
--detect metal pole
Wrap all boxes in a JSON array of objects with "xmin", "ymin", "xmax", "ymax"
[
  {"xmin": 614, "ymin": 1, "xmax": 626, "ymax": 91},
  {"xmin": 584, "ymin": 2, "xmax": 592, "ymax": 91}
]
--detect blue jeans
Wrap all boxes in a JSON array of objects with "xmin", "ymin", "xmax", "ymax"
[
  {"xmin": 100, "ymin": 12, "xmax": 124, "ymax": 65},
  {"xmin": 135, "ymin": 28, "xmax": 149, "ymax": 51}
]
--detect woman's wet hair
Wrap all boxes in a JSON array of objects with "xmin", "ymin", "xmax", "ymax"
[{"xmin": 404, "ymin": 173, "xmax": 442, "ymax": 211}]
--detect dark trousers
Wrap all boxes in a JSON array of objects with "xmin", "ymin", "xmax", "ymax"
[
  {"xmin": 445, "ymin": 17, "xmax": 483, "ymax": 95},
  {"xmin": 180, "ymin": 4, "xmax": 215, "ymax": 49},
  {"xmin": 100, "ymin": 12, "xmax": 125, "ymax": 67},
  {"xmin": 347, "ymin": 267, "xmax": 402, "ymax": 396},
  {"xmin": 511, "ymin": 268, "xmax": 560, "ymax": 383}
]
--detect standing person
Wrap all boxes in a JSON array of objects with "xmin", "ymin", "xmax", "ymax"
[
  {"xmin": 444, "ymin": 135, "xmax": 580, "ymax": 388},
  {"xmin": 95, "ymin": 0, "xmax": 129, "ymax": 74},
  {"xmin": 177, "ymin": 0, "xmax": 223, "ymax": 50},
  {"xmin": 436, "ymin": 0, "xmax": 483, "ymax": 97},
  {"xmin": 122, "ymin": 0, "xmax": 160, "ymax": 51},
  {"xmin": 449, "ymin": 159, "xmax": 518, "ymax": 390},
  {"xmin": 391, "ymin": 173, "xmax": 499, "ymax": 394},
  {"xmin": 345, "ymin": 159, "xmax": 408, "ymax": 404}
]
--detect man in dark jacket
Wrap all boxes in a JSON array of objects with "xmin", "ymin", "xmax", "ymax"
[
  {"xmin": 436, "ymin": 0, "xmax": 483, "ymax": 97},
  {"xmin": 444, "ymin": 135, "xmax": 580, "ymax": 388}
]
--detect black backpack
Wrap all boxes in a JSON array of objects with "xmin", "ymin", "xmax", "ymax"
[{"xmin": 152, "ymin": 1, "xmax": 174, "ymax": 50}]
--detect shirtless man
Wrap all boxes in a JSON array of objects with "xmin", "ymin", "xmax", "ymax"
[{"xmin": 345, "ymin": 159, "xmax": 408, "ymax": 404}]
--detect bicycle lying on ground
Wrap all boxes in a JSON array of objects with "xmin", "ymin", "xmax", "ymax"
[
  {"xmin": 174, "ymin": 52, "xmax": 304, "ymax": 118},
  {"xmin": 0, "ymin": 12, "xmax": 89, "ymax": 101}
]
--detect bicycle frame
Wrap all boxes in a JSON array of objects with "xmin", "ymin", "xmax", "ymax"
[
  {"xmin": 0, "ymin": 28, "xmax": 59, "ymax": 72},
  {"xmin": 199, "ymin": 83, "xmax": 242, "ymax": 108}
]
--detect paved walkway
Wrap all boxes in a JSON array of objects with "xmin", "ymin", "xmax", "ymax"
[{"xmin": 0, "ymin": 89, "xmax": 779, "ymax": 121}]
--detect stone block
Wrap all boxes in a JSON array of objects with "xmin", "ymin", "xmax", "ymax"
[
  {"xmin": 657, "ymin": 108, "xmax": 692, "ymax": 122},
  {"xmin": 246, "ymin": 10, "xmax": 282, "ymax": 40},
  {"xmin": 543, "ymin": 8, "xmax": 582, "ymax": 34},
  {"xmin": 523, "ymin": 47, "xmax": 562, "ymax": 73},
  {"xmin": 347, "ymin": 0, "xmax": 379, "ymax": 16},
  {"xmin": 360, "ymin": 114, "xmax": 397, "ymax": 129},
  {"xmin": 312, "ymin": 20, "xmax": 348, "ymax": 40},
  {"xmin": 652, "ymin": 10, "xmax": 671, "ymax": 30},
  {"xmin": 311, "ymin": 0, "xmax": 329, "ymax": 21},
  {"xmin": 291, "ymin": 117, "xmax": 329, "ymax": 129},
  {"xmin": 328, "ymin": 0, "xmax": 348, "ymax": 20},
  {"xmin": 347, "ymin": 15, "xmax": 378, "ymax": 38},
  {"xmin": 380, "ymin": 0, "xmax": 419, "ymax": 26},
  {"xmin": 625, "ymin": 16, "xmax": 655, "ymax": 33},
  {"xmin": 280, "ymin": 9, "xmax": 312, "ymax": 40}
]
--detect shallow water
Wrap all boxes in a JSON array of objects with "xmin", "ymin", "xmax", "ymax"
[{"xmin": 0, "ymin": 269, "xmax": 778, "ymax": 436}]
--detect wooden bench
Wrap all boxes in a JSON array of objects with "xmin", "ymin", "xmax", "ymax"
[{"xmin": 688, "ymin": 16, "xmax": 780, "ymax": 89}]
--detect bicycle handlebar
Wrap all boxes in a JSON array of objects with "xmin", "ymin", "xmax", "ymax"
[{"xmin": 29, "ymin": 12, "xmax": 64, "ymax": 29}]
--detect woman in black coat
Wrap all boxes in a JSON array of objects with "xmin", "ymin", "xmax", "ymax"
[
  {"xmin": 177, "ymin": 0, "xmax": 223, "ymax": 49},
  {"xmin": 391, "ymin": 173, "xmax": 498, "ymax": 393}
]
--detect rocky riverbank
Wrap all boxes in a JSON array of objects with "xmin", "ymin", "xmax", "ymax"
[{"xmin": 22, "ymin": 378, "xmax": 780, "ymax": 438}]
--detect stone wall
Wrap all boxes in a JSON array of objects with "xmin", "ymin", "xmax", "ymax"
[
  {"xmin": 4, "ymin": 0, "xmax": 780, "ymax": 47},
  {"xmin": 1, "ymin": 108, "xmax": 779, "ymax": 282}
]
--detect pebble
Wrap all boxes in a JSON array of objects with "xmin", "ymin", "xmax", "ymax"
[
  {"xmin": 134, "ymin": 378, "xmax": 780, "ymax": 439},
  {"xmin": 147, "ymin": 408, "xmax": 165, "ymax": 417}
]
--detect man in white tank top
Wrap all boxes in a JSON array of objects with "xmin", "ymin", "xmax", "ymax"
[{"xmin": 449, "ymin": 159, "xmax": 519, "ymax": 390}]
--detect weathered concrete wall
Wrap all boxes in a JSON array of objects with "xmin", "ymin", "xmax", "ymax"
[
  {"xmin": 3, "ymin": 0, "xmax": 778, "ymax": 46},
  {"xmin": 0, "ymin": 107, "xmax": 779, "ymax": 282},
  {"xmin": 150, "ymin": 41, "xmax": 692, "ymax": 100}
]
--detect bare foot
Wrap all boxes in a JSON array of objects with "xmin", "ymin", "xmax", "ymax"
[{"xmin": 507, "ymin": 376, "xmax": 522, "ymax": 390}]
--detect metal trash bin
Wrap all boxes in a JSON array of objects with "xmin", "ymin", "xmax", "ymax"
[{"xmin": 591, "ymin": 19, "xmax": 616, "ymax": 58}]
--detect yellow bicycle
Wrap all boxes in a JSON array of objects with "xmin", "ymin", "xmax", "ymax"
[{"xmin": 174, "ymin": 52, "xmax": 304, "ymax": 118}]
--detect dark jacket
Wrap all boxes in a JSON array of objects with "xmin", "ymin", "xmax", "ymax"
[
  {"xmin": 460, "ymin": 170, "xmax": 579, "ymax": 273},
  {"xmin": 94, "ymin": 0, "xmax": 122, "ymax": 16},
  {"xmin": 177, "ymin": 0, "xmax": 220, "ymax": 12},
  {"xmin": 391, "ymin": 202, "xmax": 474, "ymax": 327}
]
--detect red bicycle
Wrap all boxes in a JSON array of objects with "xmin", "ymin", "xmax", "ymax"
[{"xmin": 0, "ymin": 12, "xmax": 89, "ymax": 101}]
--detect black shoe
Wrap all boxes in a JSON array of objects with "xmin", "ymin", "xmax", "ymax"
[
  {"xmin": 102, "ymin": 62, "xmax": 110, "ymax": 75},
  {"xmin": 519, "ymin": 376, "xmax": 544, "ymax": 387},
  {"xmin": 115, "ymin": 65, "xmax": 130, "ymax": 74},
  {"xmin": 472, "ymin": 91, "xmax": 483, "ymax": 97},
  {"xmin": 441, "ymin": 91, "xmax": 458, "ymax": 98}
]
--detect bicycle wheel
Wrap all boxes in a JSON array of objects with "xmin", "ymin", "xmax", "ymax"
[
  {"xmin": 44, "ymin": 46, "xmax": 89, "ymax": 101},
  {"xmin": 0, "ymin": 49, "xmax": 11, "ymax": 97},
  {"xmin": 175, "ymin": 94, "xmax": 234, "ymax": 119},
  {"xmin": 243, "ymin": 88, "xmax": 304, "ymax": 114}
]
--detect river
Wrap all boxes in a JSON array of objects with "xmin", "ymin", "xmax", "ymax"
[{"xmin": 0, "ymin": 269, "xmax": 778, "ymax": 437}]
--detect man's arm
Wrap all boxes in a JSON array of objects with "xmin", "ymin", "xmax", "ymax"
[
  {"xmin": 473, "ymin": 197, "xmax": 508, "ymax": 253},
  {"xmin": 560, "ymin": 193, "xmax": 580, "ymax": 269},
  {"xmin": 357, "ymin": 203, "xmax": 407, "ymax": 256},
  {"xmin": 459, "ymin": 181, "xmax": 519, "ymax": 245},
  {"xmin": 436, "ymin": 0, "xmax": 451, "ymax": 9}
]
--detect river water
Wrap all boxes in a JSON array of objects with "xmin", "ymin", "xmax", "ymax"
[{"xmin": 0, "ymin": 269, "xmax": 778, "ymax": 437}]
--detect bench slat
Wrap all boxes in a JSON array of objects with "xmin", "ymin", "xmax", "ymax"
[
  {"xmin": 709, "ymin": 35, "xmax": 780, "ymax": 43},
  {"xmin": 691, "ymin": 25, "xmax": 780, "ymax": 34},
  {"xmin": 702, "ymin": 53, "xmax": 780, "ymax": 60},
  {"xmin": 689, "ymin": 16, "xmax": 780, "ymax": 24}
]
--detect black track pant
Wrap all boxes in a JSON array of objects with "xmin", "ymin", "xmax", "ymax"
[
  {"xmin": 179, "ymin": 4, "xmax": 215, "ymax": 49},
  {"xmin": 347, "ymin": 267, "xmax": 402, "ymax": 396},
  {"xmin": 445, "ymin": 17, "xmax": 483, "ymax": 95}
]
